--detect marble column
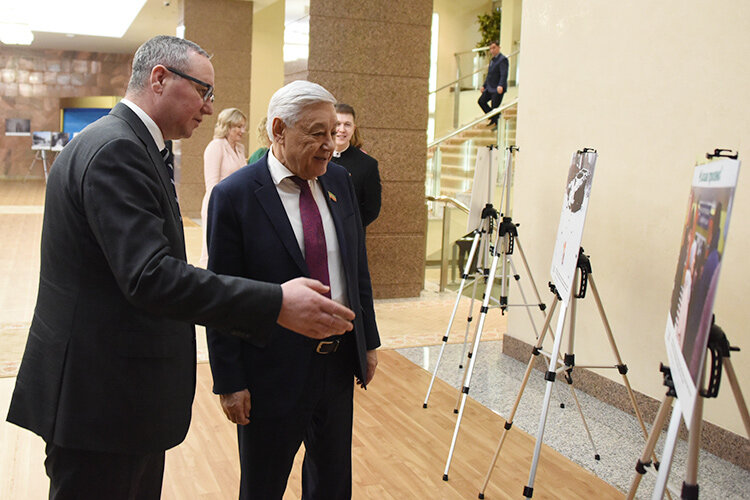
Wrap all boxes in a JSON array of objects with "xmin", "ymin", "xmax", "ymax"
[
  {"xmin": 287, "ymin": 0, "xmax": 433, "ymax": 298},
  {"xmin": 178, "ymin": 0, "xmax": 253, "ymax": 217}
]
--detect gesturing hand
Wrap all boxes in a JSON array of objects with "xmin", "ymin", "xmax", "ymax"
[
  {"xmin": 277, "ymin": 277, "xmax": 355, "ymax": 339},
  {"xmin": 219, "ymin": 389, "xmax": 251, "ymax": 425}
]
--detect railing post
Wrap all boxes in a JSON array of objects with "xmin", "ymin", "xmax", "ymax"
[
  {"xmin": 440, "ymin": 205, "xmax": 452, "ymax": 292},
  {"xmin": 453, "ymin": 52, "xmax": 461, "ymax": 128},
  {"xmin": 433, "ymin": 146, "xmax": 442, "ymax": 198}
]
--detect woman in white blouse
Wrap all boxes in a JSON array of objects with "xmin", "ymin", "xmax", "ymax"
[{"xmin": 200, "ymin": 107, "xmax": 247, "ymax": 267}]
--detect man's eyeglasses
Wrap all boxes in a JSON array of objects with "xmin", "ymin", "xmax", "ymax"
[{"xmin": 165, "ymin": 66, "xmax": 215, "ymax": 103}]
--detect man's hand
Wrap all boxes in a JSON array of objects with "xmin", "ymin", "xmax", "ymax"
[
  {"xmin": 497, "ymin": 85, "xmax": 504, "ymax": 94},
  {"xmin": 480, "ymin": 86, "xmax": 485, "ymax": 93},
  {"xmin": 357, "ymin": 349, "xmax": 378, "ymax": 389},
  {"xmin": 219, "ymin": 389, "xmax": 251, "ymax": 425},
  {"xmin": 277, "ymin": 277, "xmax": 355, "ymax": 339}
]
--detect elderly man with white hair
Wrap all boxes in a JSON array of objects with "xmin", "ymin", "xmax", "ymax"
[{"xmin": 205, "ymin": 80, "xmax": 380, "ymax": 499}]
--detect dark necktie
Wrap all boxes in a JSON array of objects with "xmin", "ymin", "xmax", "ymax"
[
  {"xmin": 160, "ymin": 141, "xmax": 179, "ymax": 208},
  {"xmin": 291, "ymin": 176, "xmax": 331, "ymax": 298}
]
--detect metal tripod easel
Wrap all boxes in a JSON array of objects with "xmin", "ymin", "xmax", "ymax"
[
  {"xmin": 437, "ymin": 146, "xmax": 551, "ymax": 480},
  {"xmin": 422, "ymin": 144, "xmax": 502, "ymax": 409},
  {"xmin": 422, "ymin": 199, "xmax": 497, "ymax": 408},
  {"xmin": 24, "ymin": 148, "xmax": 52, "ymax": 182}
]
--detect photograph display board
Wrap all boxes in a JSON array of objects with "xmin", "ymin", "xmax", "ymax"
[
  {"xmin": 549, "ymin": 150, "xmax": 598, "ymax": 304},
  {"xmin": 466, "ymin": 146, "xmax": 500, "ymax": 231},
  {"xmin": 51, "ymin": 132, "xmax": 70, "ymax": 151},
  {"xmin": 5, "ymin": 118, "xmax": 31, "ymax": 136},
  {"xmin": 31, "ymin": 131, "xmax": 53, "ymax": 150},
  {"xmin": 31, "ymin": 131, "xmax": 69, "ymax": 151},
  {"xmin": 664, "ymin": 157, "xmax": 740, "ymax": 428}
]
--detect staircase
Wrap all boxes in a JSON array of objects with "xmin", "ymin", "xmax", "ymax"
[{"xmin": 427, "ymin": 105, "xmax": 517, "ymax": 200}]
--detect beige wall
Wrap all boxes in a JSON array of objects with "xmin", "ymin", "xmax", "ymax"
[
  {"xmin": 432, "ymin": 0, "xmax": 490, "ymax": 138},
  {"xmin": 499, "ymin": 0, "xmax": 522, "ymax": 86},
  {"xmin": 249, "ymin": 0, "xmax": 284, "ymax": 155},
  {"xmin": 508, "ymin": 0, "xmax": 750, "ymax": 435}
]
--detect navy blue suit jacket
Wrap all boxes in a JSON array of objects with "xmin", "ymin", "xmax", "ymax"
[
  {"xmin": 205, "ymin": 155, "xmax": 380, "ymax": 417},
  {"xmin": 483, "ymin": 52, "xmax": 509, "ymax": 94}
]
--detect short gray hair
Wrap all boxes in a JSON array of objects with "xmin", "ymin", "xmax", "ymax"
[
  {"xmin": 127, "ymin": 35, "xmax": 210, "ymax": 93},
  {"xmin": 266, "ymin": 80, "xmax": 336, "ymax": 141}
]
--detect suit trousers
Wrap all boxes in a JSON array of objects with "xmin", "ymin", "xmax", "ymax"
[
  {"xmin": 44, "ymin": 443, "xmax": 165, "ymax": 500},
  {"xmin": 478, "ymin": 90, "xmax": 505, "ymax": 124},
  {"xmin": 237, "ymin": 336, "xmax": 355, "ymax": 500}
]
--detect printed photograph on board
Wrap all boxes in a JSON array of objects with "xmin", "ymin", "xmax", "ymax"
[
  {"xmin": 5, "ymin": 118, "xmax": 31, "ymax": 136},
  {"xmin": 664, "ymin": 157, "xmax": 740, "ymax": 428},
  {"xmin": 550, "ymin": 150, "xmax": 597, "ymax": 304},
  {"xmin": 31, "ymin": 131, "xmax": 53, "ymax": 150},
  {"xmin": 51, "ymin": 132, "xmax": 70, "ymax": 151}
]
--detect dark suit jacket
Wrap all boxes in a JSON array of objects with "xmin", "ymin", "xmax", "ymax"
[
  {"xmin": 483, "ymin": 52, "xmax": 509, "ymax": 94},
  {"xmin": 332, "ymin": 146, "xmax": 381, "ymax": 228},
  {"xmin": 7, "ymin": 103, "xmax": 282, "ymax": 454},
  {"xmin": 205, "ymin": 155, "xmax": 380, "ymax": 418}
]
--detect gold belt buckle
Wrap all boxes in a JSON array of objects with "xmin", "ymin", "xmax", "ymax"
[{"xmin": 316, "ymin": 340, "xmax": 338, "ymax": 354}]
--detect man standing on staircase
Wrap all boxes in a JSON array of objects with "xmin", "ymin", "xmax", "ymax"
[{"xmin": 477, "ymin": 41, "xmax": 509, "ymax": 129}]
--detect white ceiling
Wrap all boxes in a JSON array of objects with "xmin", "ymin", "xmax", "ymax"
[{"xmin": 7, "ymin": 0, "xmax": 275, "ymax": 54}]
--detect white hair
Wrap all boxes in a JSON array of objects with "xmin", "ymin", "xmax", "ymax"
[{"xmin": 266, "ymin": 80, "xmax": 336, "ymax": 141}]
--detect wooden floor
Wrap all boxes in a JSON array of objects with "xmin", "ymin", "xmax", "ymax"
[
  {"xmin": 0, "ymin": 180, "xmax": 623, "ymax": 498},
  {"xmin": 1, "ymin": 351, "xmax": 623, "ymax": 499}
]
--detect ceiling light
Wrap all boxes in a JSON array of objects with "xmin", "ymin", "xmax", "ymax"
[
  {"xmin": 5, "ymin": 0, "xmax": 147, "ymax": 39},
  {"xmin": 0, "ymin": 23, "xmax": 34, "ymax": 45}
]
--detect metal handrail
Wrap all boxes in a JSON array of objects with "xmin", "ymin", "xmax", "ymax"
[
  {"xmin": 426, "ymin": 195, "xmax": 471, "ymax": 290},
  {"xmin": 427, "ymin": 98, "xmax": 518, "ymax": 149},
  {"xmin": 429, "ymin": 49, "xmax": 520, "ymax": 96},
  {"xmin": 454, "ymin": 45, "xmax": 492, "ymax": 56},
  {"xmin": 426, "ymin": 195, "xmax": 469, "ymax": 214}
]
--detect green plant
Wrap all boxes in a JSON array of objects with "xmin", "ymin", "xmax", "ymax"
[{"xmin": 476, "ymin": 9, "xmax": 502, "ymax": 49}]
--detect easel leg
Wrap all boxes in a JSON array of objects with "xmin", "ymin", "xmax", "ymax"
[
  {"xmin": 652, "ymin": 399, "xmax": 683, "ymax": 499},
  {"xmin": 458, "ymin": 275, "xmax": 480, "ymax": 369},
  {"xmin": 723, "ymin": 358, "xmax": 750, "ymax": 436},
  {"xmin": 513, "ymin": 237, "xmax": 546, "ymax": 312},
  {"xmin": 627, "ymin": 394, "xmax": 674, "ymax": 500},
  {"xmin": 442, "ymin": 230, "xmax": 505, "ymax": 480},
  {"xmin": 588, "ymin": 274, "xmax": 665, "ymax": 478},
  {"xmin": 682, "ymin": 394, "xmax": 703, "ymax": 499},
  {"xmin": 423, "ymin": 230, "xmax": 483, "ymax": 408},
  {"xmin": 524, "ymin": 298, "xmax": 571, "ymax": 498},
  {"xmin": 478, "ymin": 296, "xmax": 560, "ymax": 498}
]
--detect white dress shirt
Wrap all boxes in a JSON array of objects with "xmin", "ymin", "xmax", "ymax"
[
  {"xmin": 267, "ymin": 149, "xmax": 349, "ymax": 308},
  {"xmin": 120, "ymin": 98, "xmax": 166, "ymax": 152}
]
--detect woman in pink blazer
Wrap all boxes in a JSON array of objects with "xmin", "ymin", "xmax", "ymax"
[{"xmin": 200, "ymin": 108, "xmax": 247, "ymax": 267}]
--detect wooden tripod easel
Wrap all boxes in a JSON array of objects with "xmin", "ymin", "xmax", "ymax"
[
  {"xmin": 479, "ymin": 248, "xmax": 656, "ymax": 499},
  {"xmin": 627, "ymin": 322, "xmax": 750, "ymax": 499}
]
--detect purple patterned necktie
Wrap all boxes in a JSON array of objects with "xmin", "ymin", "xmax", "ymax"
[
  {"xmin": 160, "ymin": 141, "xmax": 179, "ymax": 207},
  {"xmin": 291, "ymin": 176, "xmax": 331, "ymax": 298}
]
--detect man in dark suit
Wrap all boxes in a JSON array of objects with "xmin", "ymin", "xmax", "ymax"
[
  {"xmin": 206, "ymin": 80, "xmax": 380, "ymax": 499},
  {"xmin": 477, "ymin": 41, "xmax": 509, "ymax": 127},
  {"xmin": 332, "ymin": 103, "xmax": 381, "ymax": 229},
  {"xmin": 6, "ymin": 36, "xmax": 355, "ymax": 500}
]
